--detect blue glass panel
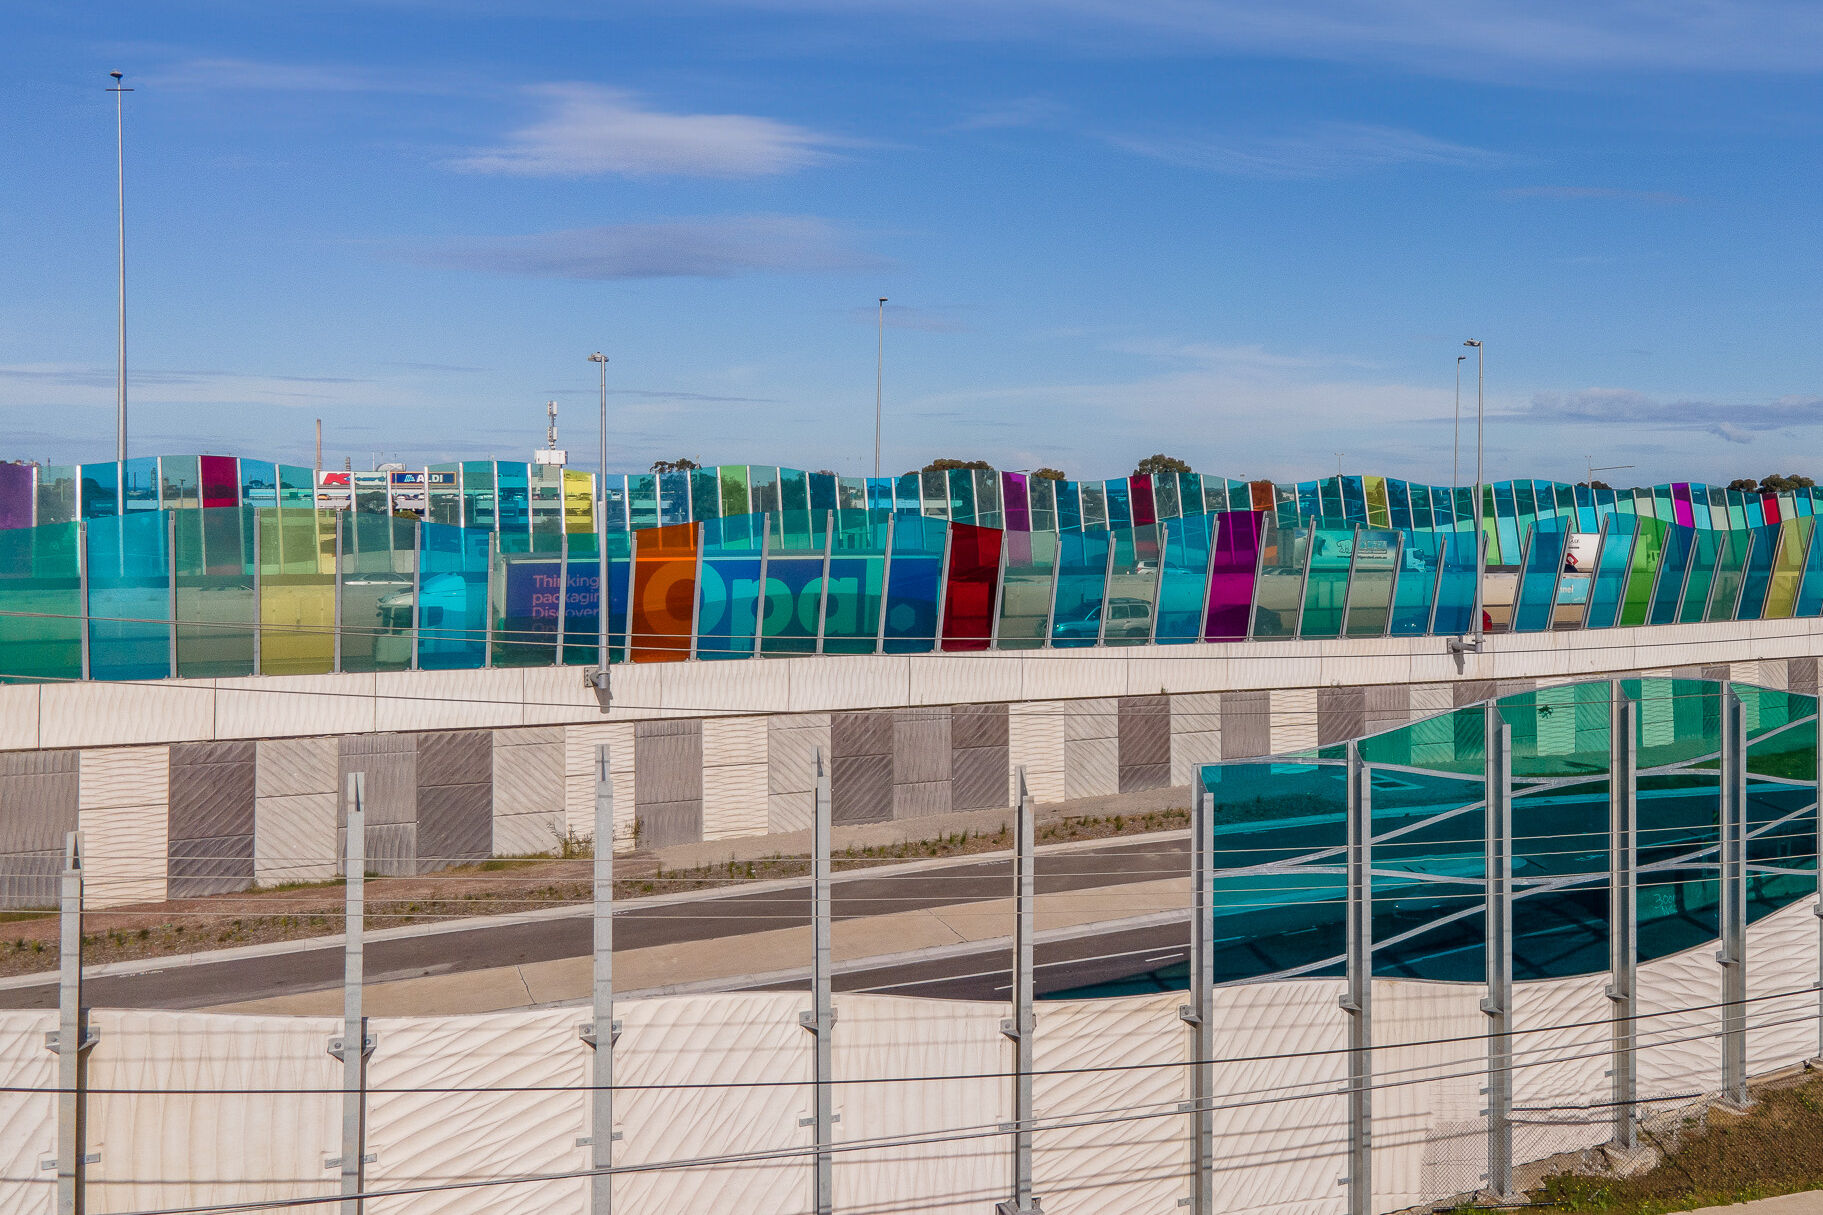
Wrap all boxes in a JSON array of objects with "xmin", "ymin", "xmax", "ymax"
[
  {"xmin": 1055, "ymin": 480, "xmax": 1082, "ymax": 532},
  {"xmin": 238, "ymin": 461, "xmax": 278, "ymax": 510},
  {"xmin": 881, "ymin": 515, "xmax": 946, "ymax": 654},
  {"xmin": 1584, "ymin": 516, "xmax": 1637, "ymax": 628},
  {"xmin": 1050, "ymin": 528, "xmax": 1112, "ymax": 648},
  {"xmin": 1387, "ymin": 479, "xmax": 1412, "ymax": 531},
  {"xmin": 495, "ymin": 462, "xmax": 530, "ymax": 533},
  {"xmin": 1492, "ymin": 482, "xmax": 1519, "ymax": 564},
  {"xmin": 690, "ymin": 469, "xmax": 721, "ymax": 522},
  {"xmin": 1154, "ymin": 515, "xmax": 1213, "ymax": 643},
  {"xmin": 1340, "ymin": 476, "xmax": 1366, "ymax": 522},
  {"xmin": 760, "ymin": 553, "xmax": 823, "ymax": 655},
  {"xmin": 1511, "ymin": 525, "xmax": 1567, "ymax": 633},
  {"xmin": 1432, "ymin": 531, "xmax": 1479, "ymax": 635},
  {"xmin": 416, "ymin": 522, "xmax": 489, "ymax": 669},
  {"xmin": 696, "ymin": 514, "xmax": 764, "ymax": 660},
  {"xmin": 80, "ymin": 463, "xmax": 120, "ymax": 518},
  {"xmin": 1736, "ymin": 524, "xmax": 1780, "ymax": 620},
  {"xmin": 1297, "ymin": 482, "xmax": 1321, "ymax": 522},
  {"xmin": 1103, "ymin": 480, "xmax": 1131, "ymax": 531},
  {"xmin": 122, "ymin": 457, "xmax": 159, "ymax": 511},
  {"xmin": 1318, "ymin": 478, "xmax": 1343, "ymax": 519},
  {"xmin": 1389, "ymin": 532, "xmax": 1443, "ymax": 636},
  {"xmin": 1798, "ymin": 521, "xmax": 1823, "ymax": 617},
  {"xmin": 87, "ymin": 510, "xmax": 171, "ymax": 680},
  {"xmin": 1649, "ymin": 526, "xmax": 1697, "ymax": 624}
]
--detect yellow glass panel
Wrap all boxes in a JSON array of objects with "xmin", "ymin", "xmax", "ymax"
[
  {"xmin": 564, "ymin": 470, "xmax": 596, "ymax": 534},
  {"xmin": 1763, "ymin": 517, "xmax": 1811, "ymax": 619}
]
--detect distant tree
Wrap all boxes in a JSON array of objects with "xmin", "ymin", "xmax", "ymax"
[
  {"xmin": 1134, "ymin": 454, "xmax": 1192, "ymax": 477},
  {"xmin": 1032, "ymin": 467, "xmax": 1067, "ymax": 481},
  {"xmin": 1760, "ymin": 473, "xmax": 1816, "ymax": 492},
  {"xmin": 1587, "ymin": 480, "xmax": 1612, "ymax": 492},
  {"xmin": 1727, "ymin": 477, "xmax": 1760, "ymax": 493},
  {"xmin": 923, "ymin": 458, "xmax": 994, "ymax": 472},
  {"xmin": 812, "ymin": 469, "xmax": 839, "ymax": 478},
  {"xmin": 650, "ymin": 457, "xmax": 702, "ymax": 474}
]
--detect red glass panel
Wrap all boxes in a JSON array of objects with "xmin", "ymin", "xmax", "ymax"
[
  {"xmin": 1130, "ymin": 474, "xmax": 1157, "ymax": 526},
  {"xmin": 199, "ymin": 455, "xmax": 239, "ymax": 509},
  {"xmin": 940, "ymin": 522, "xmax": 1002, "ymax": 652},
  {"xmin": 630, "ymin": 522, "xmax": 698, "ymax": 662}
]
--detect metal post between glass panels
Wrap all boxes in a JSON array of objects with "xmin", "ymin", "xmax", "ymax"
[
  {"xmin": 1720, "ymin": 687, "xmax": 1749, "ymax": 1106},
  {"xmin": 990, "ymin": 527, "xmax": 1009, "ymax": 649},
  {"xmin": 250, "ymin": 517, "xmax": 261, "ymax": 674},
  {"xmin": 754, "ymin": 515, "xmax": 770, "ymax": 659},
  {"xmin": 77, "ymin": 520, "xmax": 90, "ymax": 681},
  {"xmin": 409, "ymin": 521, "xmax": 421, "ymax": 672},
  {"xmin": 814, "ymin": 512, "xmax": 832, "ymax": 655},
  {"xmin": 801, "ymin": 749, "xmax": 835, "ymax": 1215},
  {"xmin": 165, "ymin": 511, "xmax": 177, "ymax": 678},
  {"xmin": 875, "ymin": 512, "xmax": 894, "ymax": 655},
  {"xmin": 690, "ymin": 521, "xmax": 705, "ymax": 661},
  {"xmin": 1181, "ymin": 780, "xmax": 1214, "ymax": 1215},
  {"xmin": 1608, "ymin": 685, "xmax": 1639, "ymax": 1151},
  {"xmin": 996, "ymin": 767, "xmax": 1042, "ymax": 1215},
  {"xmin": 933, "ymin": 523, "xmax": 954, "ymax": 650},
  {"xmin": 1094, "ymin": 529, "xmax": 1114, "ymax": 646},
  {"xmin": 1483, "ymin": 708, "xmax": 1514, "ymax": 1199},
  {"xmin": 333, "ymin": 516, "xmax": 344, "ymax": 673},
  {"xmin": 582, "ymin": 745, "xmax": 617, "ymax": 1215},
  {"xmin": 1342, "ymin": 740, "xmax": 1372, "ymax": 1215}
]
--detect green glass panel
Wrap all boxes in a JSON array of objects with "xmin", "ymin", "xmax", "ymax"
[
  {"xmin": 1251, "ymin": 520, "xmax": 1306, "ymax": 638},
  {"xmin": 1706, "ymin": 530, "xmax": 1749, "ymax": 621},
  {"xmin": 1104, "ymin": 525, "xmax": 1158, "ymax": 646},
  {"xmin": 996, "ymin": 530, "xmax": 1057, "ymax": 649},
  {"xmin": 160, "ymin": 455, "xmax": 200, "ymax": 509},
  {"xmin": 719, "ymin": 465, "xmax": 750, "ymax": 517},
  {"xmin": 1679, "ymin": 530, "xmax": 1722, "ymax": 623},
  {"xmin": 0, "ymin": 520, "xmax": 81, "ymax": 681},
  {"xmin": 1617, "ymin": 517, "xmax": 1666, "ymax": 627},
  {"xmin": 1343, "ymin": 529, "xmax": 1400, "ymax": 637},
  {"xmin": 1298, "ymin": 525, "xmax": 1352, "ymax": 639},
  {"xmin": 339, "ymin": 512, "xmax": 416, "ymax": 673},
  {"xmin": 461, "ymin": 461, "xmax": 497, "ymax": 529},
  {"xmin": 173, "ymin": 506, "xmax": 255, "ymax": 678}
]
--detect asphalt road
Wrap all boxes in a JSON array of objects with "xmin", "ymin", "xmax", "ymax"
[{"xmin": 0, "ymin": 835, "xmax": 1188, "ymax": 1010}]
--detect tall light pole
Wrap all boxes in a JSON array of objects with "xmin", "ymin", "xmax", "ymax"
[
  {"xmin": 108, "ymin": 71, "xmax": 132, "ymax": 463},
  {"xmin": 1464, "ymin": 339, "xmax": 1485, "ymax": 646},
  {"xmin": 588, "ymin": 351, "xmax": 610, "ymax": 695},
  {"xmin": 874, "ymin": 297, "xmax": 887, "ymax": 479},
  {"xmin": 1453, "ymin": 354, "xmax": 1466, "ymax": 489}
]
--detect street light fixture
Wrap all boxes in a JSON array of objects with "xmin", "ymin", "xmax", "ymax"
[
  {"xmin": 875, "ymin": 298, "xmax": 887, "ymax": 479},
  {"xmin": 588, "ymin": 351, "xmax": 610, "ymax": 697}
]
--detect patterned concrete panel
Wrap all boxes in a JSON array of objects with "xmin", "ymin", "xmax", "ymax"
[
  {"xmin": 337, "ymin": 740, "xmax": 415, "ymax": 827},
  {"xmin": 563, "ymin": 722, "xmax": 636, "ymax": 847},
  {"xmin": 1117, "ymin": 695, "xmax": 1170, "ymax": 773},
  {"xmin": 1063, "ymin": 735, "xmax": 1118, "ymax": 800},
  {"xmin": 1701, "ymin": 663, "xmax": 1732, "ymax": 685},
  {"xmin": 0, "ymin": 750, "xmax": 77, "ymax": 855},
  {"xmin": 1271, "ymin": 687, "xmax": 1319, "ymax": 755},
  {"xmin": 951, "ymin": 702, "xmax": 1009, "ymax": 750},
  {"xmin": 1168, "ymin": 692, "xmax": 1221, "ymax": 736},
  {"xmin": 768, "ymin": 789, "xmax": 814, "ymax": 835},
  {"xmin": 417, "ymin": 782, "xmax": 492, "ymax": 871},
  {"xmin": 255, "ymin": 736, "xmax": 338, "ymax": 797},
  {"xmin": 702, "ymin": 717, "xmax": 768, "ymax": 767},
  {"xmin": 79, "ymin": 746, "xmax": 170, "ymax": 810},
  {"xmin": 1791, "ymin": 656, "xmax": 1819, "ymax": 697},
  {"xmin": 1316, "ymin": 686, "xmax": 1367, "ymax": 746},
  {"xmin": 167, "ymin": 747, "xmax": 256, "ymax": 843},
  {"xmin": 416, "ymin": 730, "xmax": 493, "ymax": 787},
  {"xmin": 78, "ymin": 754, "xmax": 169, "ymax": 907},
  {"xmin": 1495, "ymin": 678, "xmax": 1535, "ymax": 700},
  {"xmin": 492, "ymin": 739, "xmax": 562, "ymax": 818},
  {"xmin": 0, "ymin": 850, "xmax": 59, "ymax": 909},
  {"xmin": 167, "ymin": 832, "xmax": 255, "ymax": 897},
  {"xmin": 1219, "ymin": 691, "xmax": 1270, "ymax": 759},
  {"xmin": 893, "ymin": 708, "xmax": 951, "ymax": 785},
  {"xmin": 360, "ymin": 823, "xmax": 417, "ymax": 877},
  {"xmin": 1063, "ymin": 697, "xmax": 1118, "ymax": 741},
  {"xmin": 1365, "ymin": 684, "xmax": 1411, "ymax": 735},
  {"xmin": 1007, "ymin": 703, "xmax": 1065, "ymax": 793},
  {"xmin": 254, "ymin": 792, "xmax": 337, "ymax": 884},
  {"xmin": 832, "ymin": 752, "xmax": 892, "ymax": 825},
  {"xmin": 1117, "ymin": 761, "xmax": 1171, "ymax": 794},
  {"xmin": 701, "ymin": 761, "xmax": 767, "ymax": 841},
  {"xmin": 951, "ymin": 745, "xmax": 1009, "ymax": 812},
  {"xmin": 634, "ymin": 720, "xmax": 703, "ymax": 807},
  {"xmin": 768, "ymin": 714, "xmax": 832, "ymax": 797},
  {"xmin": 833, "ymin": 709, "xmax": 892, "ymax": 757},
  {"xmin": 493, "ymin": 810, "xmax": 563, "ymax": 857},
  {"xmin": 892, "ymin": 779, "xmax": 952, "ymax": 820},
  {"xmin": 1452, "ymin": 680, "xmax": 1497, "ymax": 708},
  {"xmin": 637, "ymin": 798, "xmax": 703, "ymax": 850},
  {"xmin": 1169, "ymin": 731, "xmax": 1220, "ymax": 787},
  {"xmin": 496, "ymin": 725, "xmax": 562, "ymax": 747}
]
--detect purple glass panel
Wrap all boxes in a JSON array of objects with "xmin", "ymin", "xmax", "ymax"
[
  {"xmin": 1204, "ymin": 511, "xmax": 1262, "ymax": 641},
  {"xmin": 1130, "ymin": 474, "xmax": 1157, "ymax": 527},
  {"xmin": 1002, "ymin": 471, "xmax": 1031, "ymax": 532},
  {"xmin": 0, "ymin": 462, "xmax": 33, "ymax": 530},
  {"xmin": 1671, "ymin": 484, "xmax": 1695, "ymax": 528}
]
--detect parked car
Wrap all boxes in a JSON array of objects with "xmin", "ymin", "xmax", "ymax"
[{"xmin": 1053, "ymin": 596, "xmax": 1153, "ymax": 642}]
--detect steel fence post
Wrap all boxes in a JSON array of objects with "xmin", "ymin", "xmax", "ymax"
[
  {"xmin": 1343, "ymin": 741, "xmax": 1372, "ymax": 1215},
  {"xmin": 1483, "ymin": 706, "xmax": 1514, "ymax": 1199},
  {"xmin": 997, "ymin": 766, "xmax": 1043, "ymax": 1213}
]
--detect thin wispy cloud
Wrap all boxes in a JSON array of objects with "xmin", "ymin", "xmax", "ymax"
[
  {"xmin": 1523, "ymin": 388, "xmax": 1823, "ymax": 444},
  {"xmin": 1107, "ymin": 123, "xmax": 1499, "ymax": 179},
  {"xmin": 1503, "ymin": 185, "xmax": 1692, "ymax": 204},
  {"xmin": 409, "ymin": 215, "xmax": 883, "ymax": 279},
  {"xmin": 453, "ymin": 85, "xmax": 840, "ymax": 177},
  {"xmin": 951, "ymin": 96, "xmax": 1065, "ymax": 131}
]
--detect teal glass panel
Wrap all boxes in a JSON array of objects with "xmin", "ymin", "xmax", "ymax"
[
  {"xmin": 1798, "ymin": 521, "xmax": 1823, "ymax": 617},
  {"xmin": 1679, "ymin": 530, "xmax": 1723, "ymax": 623},
  {"xmin": 778, "ymin": 468, "xmax": 811, "ymax": 548},
  {"xmin": 1432, "ymin": 531, "xmax": 1479, "ymax": 635},
  {"xmin": 496, "ymin": 462, "xmax": 529, "ymax": 533},
  {"xmin": 1408, "ymin": 483, "xmax": 1433, "ymax": 530},
  {"xmin": 416, "ymin": 522, "xmax": 489, "ymax": 669},
  {"xmin": 160, "ymin": 455, "xmax": 200, "ymax": 509},
  {"xmin": 1584, "ymin": 517, "xmax": 1637, "ymax": 629},
  {"xmin": 1103, "ymin": 524, "xmax": 1158, "ymax": 646},
  {"xmin": 236, "ymin": 461, "xmax": 277, "ymax": 511},
  {"xmin": 1389, "ymin": 532, "xmax": 1442, "ymax": 636},
  {"xmin": 0, "ymin": 520, "xmax": 81, "ymax": 681},
  {"xmin": 946, "ymin": 467, "xmax": 976, "ymax": 526},
  {"xmin": 882, "ymin": 515, "xmax": 946, "ymax": 653},
  {"xmin": 996, "ymin": 529, "xmax": 1058, "ymax": 649},
  {"xmin": 1248, "ymin": 520, "xmax": 1305, "ymax": 638},
  {"xmin": 122, "ymin": 457, "xmax": 159, "ymax": 512},
  {"xmin": 1050, "ymin": 528, "xmax": 1112, "ymax": 648},
  {"xmin": 339, "ymin": 512, "xmax": 415, "ymax": 673},
  {"xmin": 1079, "ymin": 483, "xmax": 1107, "ymax": 530},
  {"xmin": 80, "ymin": 462, "xmax": 119, "ymax": 518},
  {"xmin": 1513, "ymin": 480, "xmax": 1537, "ymax": 540},
  {"xmin": 760, "ymin": 548, "xmax": 824, "ymax": 656},
  {"xmin": 87, "ymin": 510, "xmax": 172, "ymax": 680},
  {"xmin": 1387, "ymin": 480, "xmax": 1413, "ymax": 530},
  {"xmin": 1735, "ymin": 524, "xmax": 1780, "ymax": 620},
  {"xmin": 1318, "ymin": 478, "xmax": 1343, "ymax": 519},
  {"xmin": 461, "ymin": 461, "xmax": 496, "ymax": 529},
  {"xmin": 1298, "ymin": 525, "xmax": 1353, "ymax": 639},
  {"xmin": 823, "ymin": 517, "xmax": 889, "ymax": 656},
  {"xmin": 1625, "ymin": 678, "xmax": 1721, "ymax": 959},
  {"xmin": 600, "ymin": 476, "xmax": 629, "ymax": 532},
  {"xmin": 1649, "ymin": 526, "xmax": 1696, "ymax": 625},
  {"xmin": 1492, "ymin": 482, "xmax": 1519, "ymax": 564},
  {"xmin": 1369, "ymin": 760, "xmax": 1486, "ymax": 981},
  {"xmin": 691, "ymin": 469, "xmax": 722, "ymax": 522},
  {"xmin": 1706, "ymin": 530, "xmax": 1750, "ymax": 621},
  {"xmin": 893, "ymin": 472, "xmax": 920, "ymax": 515},
  {"xmin": 1055, "ymin": 480, "xmax": 1081, "ymax": 531},
  {"xmin": 626, "ymin": 473, "xmax": 659, "ymax": 531},
  {"xmin": 1741, "ymin": 690, "xmax": 1818, "ymax": 926},
  {"xmin": 173, "ymin": 506, "xmax": 255, "ymax": 677},
  {"xmin": 1154, "ymin": 515, "xmax": 1213, "ymax": 644},
  {"xmin": 973, "ymin": 468, "xmax": 1000, "ymax": 529},
  {"xmin": 1511, "ymin": 525, "xmax": 1566, "ymax": 633},
  {"xmin": 696, "ymin": 514, "xmax": 763, "ymax": 660},
  {"xmin": 1343, "ymin": 529, "xmax": 1400, "ymax": 637},
  {"xmin": 1104, "ymin": 479, "xmax": 1131, "ymax": 531},
  {"xmin": 1201, "ymin": 760, "xmax": 1348, "ymax": 982}
]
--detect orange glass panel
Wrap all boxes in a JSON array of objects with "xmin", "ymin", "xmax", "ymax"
[{"xmin": 630, "ymin": 521, "xmax": 698, "ymax": 662}]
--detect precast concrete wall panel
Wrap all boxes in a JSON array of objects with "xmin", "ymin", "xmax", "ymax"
[
  {"xmin": 1790, "ymin": 656, "xmax": 1819, "ymax": 697},
  {"xmin": 255, "ymin": 737, "xmax": 337, "ymax": 798},
  {"xmin": 1372, "ymin": 980, "xmax": 1486, "ymax": 1212},
  {"xmin": 1218, "ymin": 690, "xmax": 1270, "ymax": 760},
  {"xmin": 892, "ymin": 708, "xmax": 951, "ymax": 785},
  {"xmin": 365, "ymin": 1008, "xmax": 589, "ymax": 1215},
  {"xmin": 416, "ymin": 782, "xmax": 493, "ymax": 871},
  {"xmin": 1063, "ymin": 735, "xmax": 1117, "ymax": 800},
  {"xmin": 0, "ymin": 1009, "xmax": 55, "ymax": 1215},
  {"xmin": 832, "ymin": 710, "xmax": 892, "ymax": 825},
  {"xmin": 563, "ymin": 722, "xmax": 635, "ymax": 848},
  {"xmin": 1316, "ymin": 685, "xmax": 1366, "ymax": 747},
  {"xmin": 613, "ymin": 993, "xmax": 813, "ymax": 1213},
  {"xmin": 491, "ymin": 731, "xmax": 564, "ymax": 857},
  {"xmin": 82, "ymin": 1010, "xmax": 340, "ymax": 1214},
  {"xmin": 0, "ymin": 750, "xmax": 77, "ymax": 907},
  {"xmin": 252, "ymin": 793, "xmax": 337, "ymax": 885},
  {"xmin": 1508, "ymin": 973, "xmax": 1612, "ymax": 1166},
  {"xmin": 1008, "ymin": 703, "xmax": 1066, "ymax": 804},
  {"xmin": 78, "ymin": 747, "xmax": 169, "ymax": 907},
  {"xmin": 950, "ymin": 744, "xmax": 1010, "ymax": 812},
  {"xmin": 1410, "ymin": 683, "xmax": 1453, "ymax": 718},
  {"xmin": 338, "ymin": 735, "xmax": 416, "ymax": 826},
  {"xmin": 1637, "ymin": 940, "xmax": 1723, "ymax": 1101},
  {"xmin": 892, "ymin": 779, "xmax": 952, "ymax": 819},
  {"xmin": 767, "ymin": 712, "xmax": 831, "ymax": 834},
  {"xmin": 1205, "ymin": 979, "xmax": 1348, "ymax": 1215},
  {"xmin": 1063, "ymin": 697, "xmax": 1117, "ymax": 742},
  {"xmin": 633, "ymin": 720, "xmax": 701, "ymax": 848},
  {"xmin": 167, "ymin": 741, "xmax": 256, "ymax": 897},
  {"xmin": 1169, "ymin": 691, "xmax": 1222, "ymax": 786},
  {"xmin": 0, "ymin": 684, "xmax": 40, "ymax": 751},
  {"xmin": 701, "ymin": 715, "xmax": 767, "ymax": 767},
  {"xmin": 702, "ymin": 716, "xmax": 768, "ymax": 840},
  {"xmin": 833, "ymin": 995, "xmax": 1009, "ymax": 1213},
  {"xmin": 1269, "ymin": 687, "xmax": 1319, "ymax": 756},
  {"xmin": 1032, "ymin": 992, "xmax": 1189, "ymax": 1214},
  {"xmin": 1746, "ymin": 899, "xmax": 1820, "ymax": 1075}
]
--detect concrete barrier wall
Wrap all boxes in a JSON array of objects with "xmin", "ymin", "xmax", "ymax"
[{"xmin": 0, "ymin": 899, "xmax": 1813, "ymax": 1215}]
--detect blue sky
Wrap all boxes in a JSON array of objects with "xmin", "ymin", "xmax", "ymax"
[{"xmin": 5, "ymin": 2, "xmax": 1823, "ymax": 486}]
